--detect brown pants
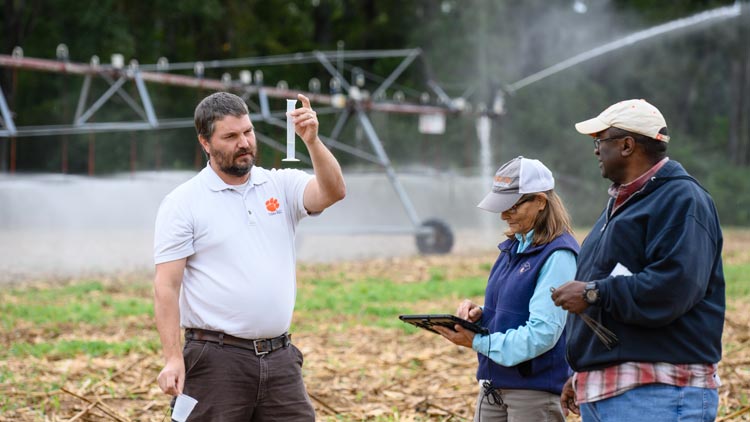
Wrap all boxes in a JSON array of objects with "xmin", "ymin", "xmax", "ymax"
[
  {"xmin": 174, "ymin": 338, "xmax": 315, "ymax": 422},
  {"xmin": 473, "ymin": 385, "xmax": 564, "ymax": 422}
]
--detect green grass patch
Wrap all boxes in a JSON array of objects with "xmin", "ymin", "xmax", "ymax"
[
  {"xmin": 0, "ymin": 279, "xmax": 158, "ymax": 360},
  {"xmin": 0, "ymin": 281, "xmax": 153, "ymax": 330},
  {"xmin": 299, "ymin": 276, "xmax": 486, "ymax": 313},
  {"xmin": 2, "ymin": 260, "xmax": 746, "ymax": 361},
  {"xmin": 0, "ymin": 366, "xmax": 13, "ymax": 384},
  {"xmin": 725, "ymin": 263, "xmax": 750, "ymax": 298},
  {"xmin": 295, "ymin": 274, "xmax": 486, "ymax": 331},
  {"xmin": 6, "ymin": 338, "xmax": 160, "ymax": 360}
]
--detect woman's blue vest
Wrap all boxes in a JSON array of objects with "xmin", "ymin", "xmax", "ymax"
[{"xmin": 476, "ymin": 232, "xmax": 579, "ymax": 394}]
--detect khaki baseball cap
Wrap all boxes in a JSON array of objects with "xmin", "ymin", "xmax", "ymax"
[
  {"xmin": 575, "ymin": 99, "xmax": 670, "ymax": 142},
  {"xmin": 477, "ymin": 156, "xmax": 555, "ymax": 213}
]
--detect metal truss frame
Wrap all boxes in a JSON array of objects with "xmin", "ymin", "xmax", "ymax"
[
  {"xmin": 0, "ymin": 49, "xmax": 461, "ymax": 252},
  {"xmin": 2, "ymin": 2, "xmax": 741, "ymax": 252}
]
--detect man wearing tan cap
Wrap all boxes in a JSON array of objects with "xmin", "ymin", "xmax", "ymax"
[{"xmin": 551, "ymin": 99, "xmax": 725, "ymax": 421}]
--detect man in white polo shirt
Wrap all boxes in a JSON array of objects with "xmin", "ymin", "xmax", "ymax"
[{"xmin": 153, "ymin": 91, "xmax": 345, "ymax": 421}]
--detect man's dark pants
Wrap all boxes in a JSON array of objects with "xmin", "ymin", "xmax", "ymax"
[{"xmin": 174, "ymin": 338, "xmax": 315, "ymax": 421}]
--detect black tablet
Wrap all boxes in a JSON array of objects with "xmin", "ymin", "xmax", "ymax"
[{"xmin": 399, "ymin": 314, "xmax": 489, "ymax": 336}]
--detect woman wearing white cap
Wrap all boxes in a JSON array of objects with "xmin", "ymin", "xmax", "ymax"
[{"xmin": 435, "ymin": 156, "xmax": 579, "ymax": 422}]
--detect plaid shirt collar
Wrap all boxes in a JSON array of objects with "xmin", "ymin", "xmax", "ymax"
[{"xmin": 608, "ymin": 157, "xmax": 669, "ymax": 215}]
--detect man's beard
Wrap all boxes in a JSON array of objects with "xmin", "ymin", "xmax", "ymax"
[
  {"xmin": 222, "ymin": 160, "xmax": 253, "ymax": 177},
  {"xmin": 221, "ymin": 161, "xmax": 253, "ymax": 177},
  {"xmin": 212, "ymin": 147, "xmax": 255, "ymax": 177}
]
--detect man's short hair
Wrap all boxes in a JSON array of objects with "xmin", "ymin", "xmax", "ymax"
[
  {"xmin": 194, "ymin": 92, "xmax": 249, "ymax": 141},
  {"xmin": 609, "ymin": 127, "xmax": 668, "ymax": 160}
]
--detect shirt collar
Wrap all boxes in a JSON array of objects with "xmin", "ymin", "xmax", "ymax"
[
  {"xmin": 201, "ymin": 163, "xmax": 268, "ymax": 192},
  {"xmin": 608, "ymin": 157, "xmax": 669, "ymax": 212},
  {"xmin": 514, "ymin": 229, "xmax": 535, "ymax": 253}
]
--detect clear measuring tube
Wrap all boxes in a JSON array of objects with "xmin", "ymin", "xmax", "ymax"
[{"xmin": 282, "ymin": 99, "xmax": 299, "ymax": 162}]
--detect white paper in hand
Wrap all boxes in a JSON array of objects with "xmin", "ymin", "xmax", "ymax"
[
  {"xmin": 172, "ymin": 394, "xmax": 198, "ymax": 422},
  {"xmin": 609, "ymin": 262, "xmax": 633, "ymax": 277}
]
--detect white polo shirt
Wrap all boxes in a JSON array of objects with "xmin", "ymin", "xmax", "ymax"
[{"xmin": 154, "ymin": 164, "xmax": 313, "ymax": 339}]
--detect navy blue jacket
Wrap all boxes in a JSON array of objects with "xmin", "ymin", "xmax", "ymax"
[
  {"xmin": 478, "ymin": 232, "xmax": 579, "ymax": 394},
  {"xmin": 566, "ymin": 160, "xmax": 725, "ymax": 371}
]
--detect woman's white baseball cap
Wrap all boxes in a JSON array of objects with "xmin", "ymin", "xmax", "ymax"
[{"xmin": 477, "ymin": 156, "xmax": 555, "ymax": 213}]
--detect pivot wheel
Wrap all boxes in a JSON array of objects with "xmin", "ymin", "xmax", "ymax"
[{"xmin": 415, "ymin": 218, "xmax": 454, "ymax": 255}]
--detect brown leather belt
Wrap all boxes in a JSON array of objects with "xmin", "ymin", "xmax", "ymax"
[{"xmin": 185, "ymin": 328, "xmax": 291, "ymax": 356}]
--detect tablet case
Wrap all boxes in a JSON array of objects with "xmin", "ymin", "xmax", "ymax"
[{"xmin": 399, "ymin": 314, "xmax": 489, "ymax": 335}]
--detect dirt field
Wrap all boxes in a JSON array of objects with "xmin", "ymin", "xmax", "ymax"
[{"xmin": 1, "ymin": 234, "xmax": 749, "ymax": 421}]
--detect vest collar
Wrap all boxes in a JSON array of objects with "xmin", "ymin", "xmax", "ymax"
[{"xmin": 499, "ymin": 229, "xmax": 550, "ymax": 256}]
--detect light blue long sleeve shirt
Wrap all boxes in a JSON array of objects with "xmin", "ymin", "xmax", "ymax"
[{"xmin": 472, "ymin": 230, "xmax": 577, "ymax": 367}]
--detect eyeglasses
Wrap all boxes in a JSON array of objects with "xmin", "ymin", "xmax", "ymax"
[
  {"xmin": 593, "ymin": 136, "xmax": 625, "ymax": 149},
  {"xmin": 504, "ymin": 196, "xmax": 535, "ymax": 214}
]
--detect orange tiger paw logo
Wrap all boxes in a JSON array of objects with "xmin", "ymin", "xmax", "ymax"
[{"xmin": 265, "ymin": 197, "xmax": 280, "ymax": 212}]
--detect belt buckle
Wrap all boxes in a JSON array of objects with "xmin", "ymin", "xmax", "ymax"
[{"xmin": 253, "ymin": 339, "xmax": 270, "ymax": 355}]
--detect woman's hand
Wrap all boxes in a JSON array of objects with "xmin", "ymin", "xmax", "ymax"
[
  {"xmin": 433, "ymin": 325, "xmax": 476, "ymax": 348},
  {"xmin": 456, "ymin": 299, "xmax": 482, "ymax": 322}
]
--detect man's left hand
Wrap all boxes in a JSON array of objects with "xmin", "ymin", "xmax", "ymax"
[
  {"xmin": 552, "ymin": 281, "xmax": 589, "ymax": 314},
  {"xmin": 433, "ymin": 325, "xmax": 476, "ymax": 348},
  {"xmin": 289, "ymin": 94, "xmax": 319, "ymax": 145},
  {"xmin": 560, "ymin": 376, "xmax": 579, "ymax": 416}
]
